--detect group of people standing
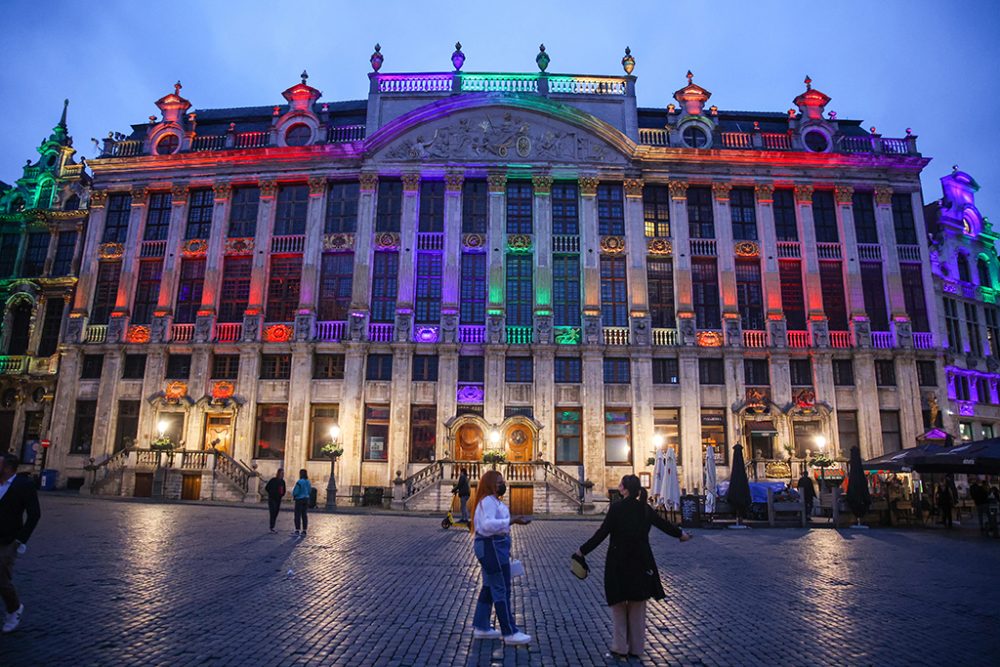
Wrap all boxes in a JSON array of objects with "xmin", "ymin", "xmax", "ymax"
[{"xmin": 264, "ymin": 468, "xmax": 313, "ymax": 536}]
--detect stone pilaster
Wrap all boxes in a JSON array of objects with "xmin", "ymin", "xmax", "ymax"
[
  {"xmin": 154, "ymin": 184, "xmax": 189, "ymax": 315},
  {"xmin": 437, "ymin": 347, "xmax": 460, "ymax": 458},
  {"xmin": 486, "ymin": 172, "xmax": 507, "ymax": 313},
  {"xmin": 197, "ymin": 182, "xmax": 232, "ymax": 342},
  {"xmin": 442, "ymin": 172, "xmax": 464, "ymax": 311},
  {"xmin": 835, "ymin": 185, "xmax": 865, "ymax": 320},
  {"xmin": 669, "ymin": 181, "xmax": 692, "ymax": 316},
  {"xmin": 532, "ymin": 173, "xmax": 553, "ymax": 319},
  {"xmin": 794, "ymin": 184, "xmax": 824, "ymax": 318},
  {"xmin": 853, "ymin": 352, "xmax": 882, "ymax": 459},
  {"xmin": 581, "ymin": 349, "xmax": 606, "ymax": 492},
  {"xmin": 296, "ymin": 176, "xmax": 327, "ymax": 340},
  {"xmin": 579, "ymin": 176, "xmax": 602, "ymax": 313},
  {"xmin": 678, "ymin": 351, "xmax": 702, "ymax": 491},
  {"xmin": 244, "ymin": 180, "xmax": 277, "ymax": 341},
  {"xmin": 534, "ymin": 348, "xmax": 555, "ymax": 461},
  {"xmin": 873, "ymin": 185, "xmax": 907, "ymax": 318},
  {"xmin": 754, "ymin": 183, "xmax": 783, "ymax": 320},
  {"xmin": 112, "ymin": 187, "xmax": 149, "ymax": 323},
  {"xmin": 712, "ymin": 182, "xmax": 739, "ymax": 319},
  {"xmin": 389, "ymin": 345, "xmax": 414, "ymax": 476},
  {"xmin": 351, "ymin": 173, "xmax": 378, "ymax": 313},
  {"xmin": 73, "ymin": 191, "xmax": 108, "ymax": 316}
]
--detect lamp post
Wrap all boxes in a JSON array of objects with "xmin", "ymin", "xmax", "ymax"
[
  {"xmin": 325, "ymin": 424, "xmax": 341, "ymax": 510},
  {"xmin": 814, "ymin": 435, "xmax": 828, "ymax": 488}
]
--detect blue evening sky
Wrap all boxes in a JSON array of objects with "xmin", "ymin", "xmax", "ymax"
[{"xmin": 1, "ymin": 0, "xmax": 997, "ymax": 216}]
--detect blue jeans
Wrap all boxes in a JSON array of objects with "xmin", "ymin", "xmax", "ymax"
[{"xmin": 473, "ymin": 535, "xmax": 518, "ymax": 635}]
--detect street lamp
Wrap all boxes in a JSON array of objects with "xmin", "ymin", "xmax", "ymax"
[
  {"xmin": 489, "ymin": 429, "xmax": 501, "ymax": 446},
  {"xmin": 653, "ymin": 433, "xmax": 665, "ymax": 450},
  {"xmin": 813, "ymin": 434, "xmax": 829, "ymax": 491},
  {"xmin": 157, "ymin": 420, "xmax": 168, "ymax": 438},
  {"xmin": 324, "ymin": 423, "xmax": 342, "ymax": 510}
]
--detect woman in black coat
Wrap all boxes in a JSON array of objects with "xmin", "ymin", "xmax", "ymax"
[{"xmin": 576, "ymin": 474, "xmax": 692, "ymax": 659}]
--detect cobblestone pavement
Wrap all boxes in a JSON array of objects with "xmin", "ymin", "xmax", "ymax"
[{"xmin": 1, "ymin": 496, "xmax": 998, "ymax": 666}]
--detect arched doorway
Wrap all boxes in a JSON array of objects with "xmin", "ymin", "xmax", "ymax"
[
  {"xmin": 505, "ymin": 423, "xmax": 533, "ymax": 462},
  {"xmin": 455, "ymin": 423, "xmax": 484, "ymax": 461}
]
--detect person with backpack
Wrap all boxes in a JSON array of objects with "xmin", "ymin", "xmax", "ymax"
[
  {"xmin": 292, "ymin": 469, "xmax": 312, "ymax": 537},
  {"xmin": 575, "ymin": 474, "xmax": 692, "ymax": 660},
  {"xmin": 264, "ymin": 468, "xmax": 286, "ymax": 533}
]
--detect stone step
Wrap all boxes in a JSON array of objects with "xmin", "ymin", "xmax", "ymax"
[{"xmin": 405, "ymin": 481, "xmax": 581, "ymax": 514}]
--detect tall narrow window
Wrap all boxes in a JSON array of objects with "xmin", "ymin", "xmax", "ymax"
[
  {"xmin": 986, "ymin": 307, "xmax": 1000, "ymax": 357},
  {"xmin": 90, "ymin": 261, "xmax": 121, "ymax": 324},
  {"xmin": 375, "ymin": 179, "xmax": 403, "ymax": 232},
  {"xmin": 0, "ymin": 235, "xmax": 17, "ymax": 277},
  {"xmin": 418, "ymin": 181, "xmax": 445, "ymax": 232},
  {"xmin": 643, "ymin": 184, "xmax": 670, "ymax": 237},
  {"xmin": 219, "ymin": 257, "xmax": 251, "ymax": 323},
  {"xmin": 605, "ymin": 409, "xmax": 632, "ymax": 464},
  {"xmin": 735, "ymin": 259, "xmax": 764, "ymax": 330},
  {"xmin": 880, "ymin": 410, "xmax": 902, "ymax": 453},
  {"xmin": 978, "ymin": 257, "xmax": 992, "ymax": 287},
  {"xmin": 184, "ymin": 189, "xmax": 213, "ymax": 239},
  {"xmin": 773, "ymin": 189, "xmax": 798, "ymax": 241},
  {"xmin": 414, "ymin": 253, "xmax": 443, "ymax": 323},
  {"xmin": 505, "ymin": 255, "xmax": 533, "ymax": 326},
  {"xmin": 175, "ymin": 259, "xmax": 205, "ymax": 324},
  {"xmin": 266, "ymin": 256, "xmax": 301, "ymax": 322},
  {"xmin": 790, "ymin": 358, "xmax": 813, "ymax": 387},
  {"xmin": 852, "ymin": 191, "xmax": 878, "ymax": 243},
  {"xmin": 553, "ymin": 255, "xmax": 581, "ymax": 326},
  {"xmin": 228, "ymin": 186, "xmax": 260, "ymax": 238},
  {"xmin": 36, "ymin": 298, "xmax": 64, "ymax": 357},
  {"xmin": 370, "ymin": 252, "xmax": 399, "ymax": 322},
  {"xmin": 255, "ymin": 405, "xmax": 288, "ymax": 459},
  {"xmin": 860, "ymin": 262, "xmax": 889, "ymax": 330},
  {"xmin": 114, "ymin": 400, "xmax": 140, "ymax": 452},
  {"xmin": 460, "ymin": 254, "xmax": 487, "ymax": 324},
  {"xmin": 412, "ymin": 355, "xmax": 439, "ymax": 382},
  {"xmin": 943, "ymin": 297, "xmax": 962, "ymax": 352},
  {"xmin": 144, "ymin": 192, "xmax": 172, "ymax": 240},
  {"xmin": 363, "ymin": 405, "xmax": 390, "ymax": 461},
  {"xmin": 314, "ymin": 353, "xmax": 346, "ymax": 380},
  {"xmin": 274, "ymin": 184, "xmax": 309, "ymax": 235},
  {"xmin": 958, "ymin": 254, "xmax": 972, "ymax": 284},
  {"xmin": 965, "ymin": 303, "xmax": 983, "ymax": 357},
  {"xmin": 555, "ymin": 357, "xmax": 582, "ymax": 383},
  {"xmin": 51, "ymin": 231, "xmax": 77, "ymax": 276},
  {"xmin": 891, "ymin": 193, "xmax": 917, "ymax": 245},
  {"xmin": 687, "ymin": 186, "xmax": 715, "ymax": 239},
  {"xmin": 598, "ymin": 183, "xmax": 624, "ymax": 236},
  {"xmin": 22, "ymin": 232, "xmax": 50, "ymax": 277},
  {"xmin": 600, "ymin": 256, "xmax": 628, "ymax": 327},
  {"xmin": 132, "ymin": 260, "xmax": 163, "ymax": 325},
  {"xmin": 692, "ymin": 258, "xmax": 721, "ymax": 329},
  {"xmin": 71, "ymin": 400, "xmax": 97, "ymax": 454},
  {"xmin": 779, "ymin": 260, "xmax": 806, "ymax": 330},
  {"xmin": 462, "ymin": 180, "xmax": 488, "ymax": 234},
  {"xmin": 409, "ymin": 406, "xmax": 437, "ymax": 463},
  {"xmin": 812, "ymin": 190, "xmax": 838, "ymax": 242},
  {"xmin": 900, "ymin": 264, "xmax": 929, "ymax": 332},
  {"xmin": 506, "ymin": 182, "xmax": 533, "ymax": 234},
  {"xmin": 647, "ymin": 258, "xmax": 675, "ymax": 329},
  {"xmin": 310, "ymin": 405, "xmax": 341, "ymax": 460},
  {"xmin": 551, "ymin": 182, "xmax": 579, "ymax": 235},
  {"xmin": 318, "ymin": 253, "xmax": 354, "ymax": 321},
  {"xmin": 325, "ymin": 182, "xmax": 359, "ymax": 233},
  {"xmin": 555, "ymin": 408, "xmax": 583, "ymax": 465},
  {"xmin": 102, "ymin": 193, "xmax": 132, "ymax": 243},
  {"xmin": 730, "ymin": 187, "xmax": 757, "ymax": 240},
  {"xmin": 819, "ymin": 262, "xmax": 848, "ymax": 330}
]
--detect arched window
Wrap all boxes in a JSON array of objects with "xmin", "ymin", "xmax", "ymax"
[
  {"xmin": 36, "ymin": 181, "xmax": 54, "ymax": 209},
  {"xmin": 978, "ymin": 257, "xmax": 992, "ymax": 288},
  {"xmin": 958, "ymin": 254, "xmax": 972, "ymax": 283},
  {"xmin": 6, "ymin": 300, "xmax": 33, "ymax": 355}
]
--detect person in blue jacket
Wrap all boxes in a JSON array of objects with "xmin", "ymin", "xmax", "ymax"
[{"xmin": 292, "ymin": 469, "xmax": 312, "ymax": 537}]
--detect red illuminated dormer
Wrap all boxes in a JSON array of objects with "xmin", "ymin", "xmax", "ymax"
[
  {"xmin": 155, "ymin": 81, "xmax": 192, "ymax": 123},
  {"xmin": 673, "ymin": 70, "xmax": 712, "ymax": 116},
  {"xmin": 282, "ymin": 70, "xmax": 322, "ymax": 112},
  {"xmin": 792, "ymin": 76, "xmax": 831, "ymax": 121}
]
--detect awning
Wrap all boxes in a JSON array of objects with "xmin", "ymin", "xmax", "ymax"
[{"xmin": 746, "ymin": 422, "xmax": 778, "ymax": 435}]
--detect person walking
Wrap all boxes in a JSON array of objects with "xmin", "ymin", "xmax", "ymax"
[
  {"xmin": 292, "ymin": 469, "xmax": 312, "ymax": 537},
  {"xmin": 469, "ymin": 470, "xmax": 532, "ymax": 646},
  {"xmin": 937, "ymin": 480, "xmax": 955, "ymax": 529},
  {"xmin": 264, "ymin": 468, "xmax": 286, "ymax": 533},
  {"xmin": 0, "ymin": 453, "xmax": 41, "ymax": 633},
  {"xmin": 452, "ymin": 467, "xmax": 471, "ymax": 523},
  {"xmin": 970, "ymin": 478, "xmax": 989, "ymax": 534},
  {"xmin": 797, "ymin": 470, "xmax": 817, "ymax": 521},
  {"xmin": 575, "ymin": 474, "xmax": 692, "ymax": 660}
]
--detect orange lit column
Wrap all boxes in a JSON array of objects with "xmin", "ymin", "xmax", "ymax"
[
  {"xmin": 668, "ymin": 181, "xmax": 694, "ymax": 344},
  {"xmin": 441, "ymin": 171, "xmax": 464, "ymax": 342},
  {"xmin": 793, "ymin": 184, "xmax": 827, "ymax": 341},
  {"xmin": 70, "ymin": 191, "xmax": 108, "ymax": 334},
  {"xmin": 152, "ymin": 185, "xmax": 190, "ymax": 341},
  {"xmin": 243, "ymin": 179, "xmax": 277, "ymax": 341},
  {"xmin": 350, "ymin": 173, "xmax": 378, "ymax": 336},
  {"xmin": 622, "ymin": 178, "xmax": 649, "ymax": 343},
  {"xmin": 910, "ymin": 190, "xmax": 944, "ymax": 348},
  {"xmin": 712, "ymin": 182, "xmax": 740, "ymax": 342},
  {"xmin": 754, "ymin": 183, "xmax": 784, "ymax": 324},
  {"xmin": 195, "ymin": 181, "xmax": 232, "ymax": 342},
  {"xmin": 108, "ymin": 187, "xmax": 149, "ymax": 343},
  {"xmin": 295, "ymin": 176, "xmax": 327, "ymax": 340},
  {"xmin": 833, "ymin": 185, "xmax": 865, "ymax": 326},
  {"xmin": 873, "ymin": 185, "xmax": 908, "ymax": 326}
]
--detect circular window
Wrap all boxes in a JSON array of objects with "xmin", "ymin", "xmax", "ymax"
[
  {"xmin": 804, "ymin": 130, "xmax": 829, "ymax": 153},
  {"xmin": 682, "ymin": 126, "xmax": 709, "ymax": 149},
  {"xmin": 285, "ymin": 123, "xmax": 312, "ymax": 146},
  {"xmin": 46, "ymin": 154, "xmax": 57, "ymax": 167},
  {"xmin": 156, "ymin": 134, "xmax": 180, "ymax": 155}
]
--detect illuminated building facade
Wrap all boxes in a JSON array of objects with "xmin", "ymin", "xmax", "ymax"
[
  {"xmin": 43, "ymin": 46, "xmax": 942, "ymax": 509},
  {"xmin": 0, "ymin": 101, "xmax": 89, "ymax": 466}
]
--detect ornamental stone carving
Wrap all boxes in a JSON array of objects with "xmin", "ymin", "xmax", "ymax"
[
  {"xmin": 631, "ymin": 314, "xmax": 650, "ymax": 346},
  {"xmin": 150, "ymin": 315, "xmax": 168, "ymax": 343},
  {"xmin": 647, "ymin": 238, "xmax": 672, "ymax": 256},
  {"xmin": 668, "ymin": 180, "xmax": 688, "ymax": 200},
  {"xmin": 65, "ymin": 316, "xmax": 84, "ymax": 343},
  {"xmin": 834, "ymin": 185, "xmax": 854, "ymax": 204},
  {"xmin": 225, "ymin": 237, "xmax": 255, "ymax": 255},
  {"xmin": 308, "ymin": 176, "xmax": 326, "ymax": 196},
  {"xmin": 89, "ymin": 190, "xmax": 108, "ymax": 207},
  {"xmin": 401, "ymin": 173, "xmax": 421, "ymax": 192},
  {"xmin": 394, "ymin": 312, "xmax": 412, "ymax": 343},
  {"xmin": 768, "ymin": 318, "xmax": 787, "ymax": 348},
  {"xmin": 487, "ymin": 312, "xmax": 504, "ymax": 344},
  {"xmin": 440, "ymin": 312, "xmax": 458, "ymax": 343},
  {"xmin": 874, "ymin": 185, "xmax": 894, "ymax": 205},
  {"xmin": 535, "ymin": 313, "xmax": 552, "ymax": 345},
  {"xmin": 375, "ymin": 232, "xmax": 400, "ymax": 251},
  {"xmin": 211, "ymin": 380, "xmax": 235, "ymax": 402},
  {"xmin": 623, "ymin": 178, "xmax": 644, "ymax": 198},
  {"xmin": 754, "ymin": 183, "xmax": 775, "ymax": 202},
  {"xmin": 348, "ymin": 312, "xmax": 367, "ymax": 342},
  {"xmin": 794, "ymin": 184, "xmax": 814, "ymax": 203},
  {"xmin": 165, "ymin": 381, "xmax": 188, "ymax": 402},
  {"xmin": 810, "ymin": 319, "xmax": 829, "ymax": 348},
  {"xmin": 213, "ymin": 182, "xmax": 233, "ymax": 201},
  {"xmin": 181, "ymin": 238, "xmax": 208, "ymax": 257},
  {"xmin": 487, "ymin": 173, "xmax": 507, "ymax": 193},
  {"xmin": 243, "ymin": 313, "xmax": 261, "ymax": 342},
  {"xmin": 125, "ymin": 325, "xmax": 150, "ymax": 344},
  {"xmin": 734, "ymin": 241, "xmax": 760, "ymax": 257},
  {"xmin": 507, "ymin": 234, "xmax": 532, "ymax": 252},
  {"xmin": 171, "ymin": 184, "xmax": 188, "ymax": 204},
  {"xmin": 106, "ymin": 315, "xmax": 125, "ymax": 344},
  {"xmin": 578, "ymin": 176, "xmax": 599, "ymax": 197},
  {"xmin": 130, "ymin": 187, "xmax": 149, "ymax": 206},
  {"xmin": 323, "ymin": 233, "xmax": 355, "ymax": 252},
  {"xmin": 294, "ymin": 312, "xmax": 313, "ymax": 342},
  {"xmin": 894, "ymin": 318, "xmax": 913, "ymax": 349},
  {"xmin": 98, "ymin": 242, "xmax": 124, "ymax": 259},
  {"xmin": 724, "ymin": 317, "xmax": 741, "ymax": 347},
  {"xmin": 531, "ymin": 174, "xmax": 553, "ymax": 194},
  {"xmin": 359, "ymin": 173, "xmax": 379, "ymax": 192},
  {"xmin": 259, "ymin": 180, "xmax": 278, "ymax": 198},
  {"xmin": 194, "ymin": 314, "xmax": 212, "ymax": 343},
  {"xmin": 583, "ymin": 313, "xmax": 601, "ymax": 345},
  {"xmin": 712, "ymin": 182, "xmax": 732, "ymax": 201},
  {"xmin": 263, "ymin": 323, "xmax": 293, "ymax": 343},
  {"xmin": 462, "ymin": 233, "xmax": 486, "ymax": 252},
  {"xmin": 457, "ymin": 384, "xmax": 485, "ymax": 404},
  {"xmin": 600, "ymin": 236, "xmax": 626, "ymax": 254},
  {"xmin": 444, "ymin": 172, "xmax": 465, "ymax": 192},
  {"xmin": 697, "ymin": 331, "xmax": 723, "ymax": 347}
]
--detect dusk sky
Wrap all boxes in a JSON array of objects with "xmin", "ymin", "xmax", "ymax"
[{"xmin": 2, "ymin": 0, "xmax": 998, "ymax": 216}]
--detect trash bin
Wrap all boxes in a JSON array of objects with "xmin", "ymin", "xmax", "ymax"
[
  {"xmin": 309, "ymin": 487, "xmax": 318, "ymax": 509},
  {"xmin": 679, "ymin": 494, "xmax": 701, "ymax": 528},
  {"xmin": 40, "ymin": 469, "xmax": 58, "ymax": 491},
  {"xmin": 363, "ymin": 486, "xmax": 384, "ymax": 507}
]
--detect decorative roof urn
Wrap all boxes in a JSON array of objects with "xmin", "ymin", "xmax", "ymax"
[
  {"xmin": 621, "ymin": 47, "xmax": 635, "ymax": 75},
  {"xmin": 536, "ymin": 44, "xmax": 550, "ymax": 72},
  {"xmin": 451, "ymin": 42, "xmax": 465, "ymax": 71},
  {"xmin": 370, "ymin": 44, "xmax": 384, "ymax": 72}
]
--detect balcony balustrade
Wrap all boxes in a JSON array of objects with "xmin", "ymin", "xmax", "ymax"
[
  {"xmin": 171, "ymin": 323, "xmax": 194, "ymax": 343},
  {"xmin": 368, "ymin": 323, "xmax": 394, "ymax": 343},
  {"xmin": 85, "ymin": 325, "xmax": 108, "ymax": 344},
  {"xmin": 787, "ymin": 330, "xmax": 810, "ymax": 348},
  {"xmin": 214, "ymin": 322, "xmax": 243, "ymax": 343},
  {"xmin": 315, "ymin": 321, "xmax": 346, "ymax": 342},
  {"xmin": 743, "ymin": 330, "xmax": 768, "ymax": 348},
  {"xmin": 458, "ymin": 325, "xmax": 486, "ymax": 344},
  {"xmin": 603, "ymin": 327, "xmax": 630, "ymax": 346},
  {"xmin": 652, "ymin": 328, "xmax": 678, "ymax": 346},
  {"xmin": 871, "ymin": 331, "xmax": 895, "ymax": 349}
]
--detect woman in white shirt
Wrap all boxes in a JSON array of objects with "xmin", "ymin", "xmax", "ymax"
[{"xmin": 469, "ymin": 469, "xmax": 532, "ymax": 645}]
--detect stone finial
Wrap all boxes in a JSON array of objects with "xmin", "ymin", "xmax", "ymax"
[
  {"xmin": 686, "ymin": 70, "xmax": 693, "ymax": 84},
  {"xmin": 301, "ymin": 70, "xmax": 309, "ymax": 84},
  {"xmin": 536, "ymin": 44, "xmax": 550, "ymax": 72},
  {"xmin": 621, "ymin": 47, "xmax": 635, "ymax": 75},
  {"xmin": 174, "ymin": 80, "xmax": 182, "ymax": 95},
  {"xmin": 452, "ymin": 42, "xmax": 465, "ymax": 71},
  {"xmin": 370, "ymin": 43, "xmax": 384, "ymax": 72}
]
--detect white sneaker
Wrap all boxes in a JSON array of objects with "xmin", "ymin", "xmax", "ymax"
[
  {"xmin": 473, "ymin": 628, "xmax": 502, "ymax": 640},
  {"xmin": 2, "ymin": 604, "xmax": 23, "ymax": 633},
  {"xmin": 503, "ymin": 631, "xmax": 532, "ymax": 645}
]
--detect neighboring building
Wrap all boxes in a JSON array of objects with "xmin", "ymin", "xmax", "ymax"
[
  {"xmin": 45, "ymin": 46, "xmax": 939, "ymax": 510},
  {"xmin": 925, "ymin": 169, "xmax": 999, "ymax": 442},
  {"xmin": 0, "ymin": 101, "xmax": 89, "ymax": 468}
]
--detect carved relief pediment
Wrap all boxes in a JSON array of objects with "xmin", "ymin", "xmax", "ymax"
[{"xmin": 376, "ymin": 108, "xmax": 627, "ymax": 165}]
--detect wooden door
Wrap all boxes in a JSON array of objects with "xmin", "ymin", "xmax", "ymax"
[
  {"xmin": 204, "ymin": 415, "xmax": 233, "ymax": 455},
  {"xmin": 509, "ymin": 486, "xmax": 533, "ymax": 515},
  {"xmin": 456, "ymin": 424, "xmax": 483, "ymax": 461},
  {"xmin": 133, "ymin": 473, "xmax": 153, "ymax": 498},
  {"xmin": 181, "ymin": 474, "xmax": 201, "ymax": 500},
  {"xmin": 505, "ymin": 425, "xmax": 533, "ymax": 462}
]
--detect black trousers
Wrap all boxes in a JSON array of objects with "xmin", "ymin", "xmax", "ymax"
[
  {"xmin": 268, "ymin": 498, "xmax": 281, "ymax": 530},
  {"xmin": 942, "ymin": 505, "xmax": 953, "ymax": 527},
  {"xmin": 294, "ymin": 499, "xmax": 309, "ymax": 531}
]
